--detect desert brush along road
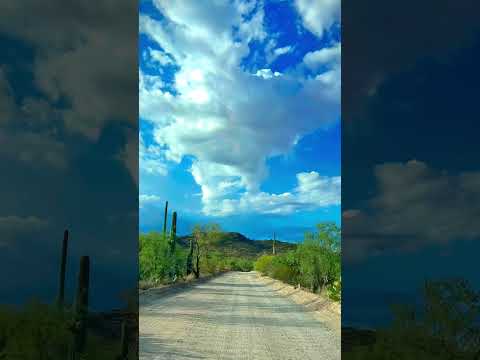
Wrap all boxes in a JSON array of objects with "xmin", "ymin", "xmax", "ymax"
[{"xmin": 140, "ymin": 271, "xmax": 340, "ymax": 359}]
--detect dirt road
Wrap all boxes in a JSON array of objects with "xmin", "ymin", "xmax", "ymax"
[{"xmin": 140, "ymin": 271, "xmax": 340, "ymax": 360}]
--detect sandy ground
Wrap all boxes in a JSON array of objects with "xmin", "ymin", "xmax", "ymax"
[{"xmin": 140, "ymin": 271, "xmax": 340, "ymax": 360}]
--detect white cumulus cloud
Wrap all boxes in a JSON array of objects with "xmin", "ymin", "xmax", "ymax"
[
  {"xmin": 294, "ymin": 0, "xmax": 340, "ymax": 38},
  {"xmin": 0, "ymin": 216, "xmax": 49, "ymax": 247},
  {"xmin": 343, "ymin": 160, "xmax": 480, "ymax": 262},
  {"xmin": 201, "ymin": 171, "xmax": 340, "ymax": 217},
  {"xmin": 139, "ymin": 194, "xmax": 161, "ymax": 208},
  {"xmin": 140, "ymin": 0, "xmax": 340, "ymax": 216},
  {"xmin": 140, "ymin": 131, "xmax": 167, "ymax": 176},
  {"xmin": 303, "ymin": 42, "xmax": 340, "ymax": 70}
]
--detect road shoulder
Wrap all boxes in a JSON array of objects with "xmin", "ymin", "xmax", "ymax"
[
  {"xmin": 139, "ymin": 272, "xmax": 228, "ymax": 306},
  {"xmin": 255, "ymin": 272, "xmax": 341, "ymax": 334}
]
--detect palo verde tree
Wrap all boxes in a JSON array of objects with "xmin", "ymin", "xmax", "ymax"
[
  {"xmin": 190, "ymin": 223, "xmax": 222, "ymax": 278},
  {"xmin": 255, "ymin": 222, "xmax": 341, "ymax": 299},
  {"xmin": 297, "ymin": 222, "xmax": 340, "ymax": 292}
]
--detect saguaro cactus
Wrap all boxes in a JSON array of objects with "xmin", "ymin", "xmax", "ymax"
[
  {"xmin": 57, "ymin": 229, "xmax": 69, "ymax": 308},
  {"xmin": 170, "ymin": 211, "xmax": 177, "ymax": 253},
  {"xmin": 193, "ymin": 240, "xmax": 200, "ymax": 279},
  {"xmin": 72, "ymin": 256, "xmax": 90, "ymax": 356},
  {"xmin": 186, "ymin": 237, "xmax": 194, "ymax": 275},
  {"xmin": 163, "ymin": 201, "xmax": 169, "ymax": 235},
  {"xmin": 116, "ymin": 320, "xmax": 129, "ymax": 360}
]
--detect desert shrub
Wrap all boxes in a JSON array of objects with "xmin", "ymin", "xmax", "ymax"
[
  {"xmin": 197, "ymin": 251, "xmax": 253, "ymax": 274},
  {"xmin": 202, "ymin": 251, "xmax": 222, "ymax": 274},
  {"xmin": 139, "ymin": 232, "xmax": 187, "ymax": 283},
  {"xmin": 139, "ymin": 279, "xmax": 159, "ymax": 290},
  {"xmin": 257, "ymin": 252, "xmax": 299, "ymax": 284},
  {"xmin": 255, "ymin": 255, "xmax": 275, "ymax": 275},
  {"xmin": 0, "ymin": 302, "xmax": 71, "ymax": 359},
  {"xmin": 215, "ymin": 257, "xmax": 228, "ymax": 272},
  {"xmin": 345, "ymin": 279, "xmax": 480, "ymax": 359},
  {"xmin": 140, "ymin": 223, "xmax": 257, "ymax": 283},
  {"xmin": 0, "ymin": 301, "xmax": 129, "ymax": 359},
  {"xmin": 254, "ymin": 222, "xmax": 341, "ymax": 301},
  {"xmin": 228, "ymin": 258, "xmax": 239, "ymax": 270},
  {"xmin": 270, "ymin": 258, "xmax": 297, "ymax": 283},
  {"xmin": 233, "ymin": 258, "xmax": 254, "ymax": 272},
  {"xmin": 327, "ymin": 278, "xmax": 341, "ymax": 301},
  {"xmin": 272, "ymin": 251, "xmax": 301, "ymax": 285},
  {"xmin": 296, "ymin": 223, "xmax": 341, "ymax": 294},
  {"xmin": 242, "ymin": 259, "xmax": 254, "ymax": 271}
]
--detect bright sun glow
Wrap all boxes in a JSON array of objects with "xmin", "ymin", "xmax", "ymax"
[
  {"xmin": 188, "ymin": 88, "xmax": 210, "ymax": 104},
  {"xmin": 190, "ymin": 69, "xmax": 204, "ymax": 82}
]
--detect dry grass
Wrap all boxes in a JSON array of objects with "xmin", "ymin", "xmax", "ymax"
[
  {"xmin": 139, "ymin": 279, "xmax": 159, "ymax": 291},
  {"xmin": 139, "ymin": 271, "xmax": 229, "ymax": 293}
]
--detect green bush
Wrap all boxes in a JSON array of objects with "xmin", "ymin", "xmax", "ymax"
[
  {"xmin": 270, "ymin": 260, "xmax": 296, "ymax": 284},
  {"xmin": 203, "ymin": 251, "xmax": 222, "ymax": 274},
  {"xmin": 327, "ymin": 278, "xmax": 341, "ymax": 301},
  {"xmin": 0, "ymin": 301, "xmax": 131, "ymax": 359},
  {"xmin": 345, "ymin": 279, "xmax": 480, "ymax": 359},
  {"xmin": 140, "ymin": 226, "xmax": 255, "ymax": 284},
  {"xmin": 255, "ymin": 255, "xmax": 275, "ymax": 275},
  {"xmin": 231, "ymin": 258, "xmax": 254, "ymax": 272},
  {"xmin": 254, "ymin": 222, "xmax": 341, "ymax": 301},
  {"xmin": 139, "ymin": 232, "xmax": 187, "ymax": 283}
]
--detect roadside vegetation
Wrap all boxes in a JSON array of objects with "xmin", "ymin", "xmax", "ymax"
[
  {"xmin": 344, "ymin": 279, "xmax": 480, "ymax": 359},
  {"xmin": 254, "ymin": 223, "xmax": 341, "ymax": 301},
  {"xmin": 0, "ymin": 230, "xmax": 136, "ymax": 359},
  {"xmin": 139, "ymin": 216, "xmax": 255, "ymax": 289},
  {"xmin": 139, "ymin": 202, "xmax": 341, "ymax": 303},
  {"xmin": 139, "ymin": 229, "xmax": 254, "ymax": 288},
  {"xmin": 0, "ymin": 302, "xmax": 132, "ymax": 359}
]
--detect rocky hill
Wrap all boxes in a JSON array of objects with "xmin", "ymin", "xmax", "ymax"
[{"xmin": 176, "ymin": 232, "xmax": 297, "ymax": 259}]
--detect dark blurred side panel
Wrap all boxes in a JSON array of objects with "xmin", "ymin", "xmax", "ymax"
[
  {"xmin": 342, "ymin": 0, "xmax": 480, "ymax": 357},
  {"xmin": 0, "ymin": 1, "xmax": 138, "ymax": 359}
]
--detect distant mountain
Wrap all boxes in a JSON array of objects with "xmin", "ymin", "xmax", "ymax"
[{"xmin": 176, "ymin": 232, "xmax": 297, "ymax": 259}]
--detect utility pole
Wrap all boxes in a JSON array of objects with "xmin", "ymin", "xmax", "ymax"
[{"xmin": 273, "ymin": 232, "xmax": 276, "ymax": 255}]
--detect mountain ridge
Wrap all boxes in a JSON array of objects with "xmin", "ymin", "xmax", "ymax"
[{"xmin": 176, "ymin": 231, "xmax": 297, "ymax": 259}]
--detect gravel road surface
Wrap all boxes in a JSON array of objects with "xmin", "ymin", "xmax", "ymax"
[{"xmin": 140, "ymin": 271, "xmax": 340, "ymax": 360}]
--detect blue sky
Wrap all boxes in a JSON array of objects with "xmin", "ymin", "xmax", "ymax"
[
  {"xmin": 139, "ymin": 0, "xmax": 340, "ymax": 241},
  {"xmin": 342, "ymin": 25, "xmax": 480, "ymax": 328},
  {"xmin": 0, "ymin": 2, "xmax": 138, "ymax": 310}
]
